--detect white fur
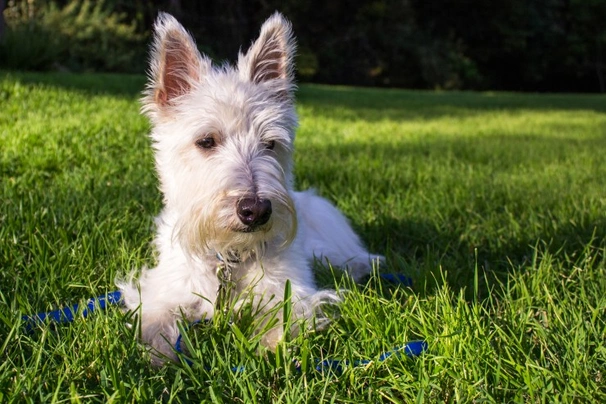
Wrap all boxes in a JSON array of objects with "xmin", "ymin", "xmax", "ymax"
[{"xmin": 117, "ymin": 12, "xmax": 383, "ymax": 365}]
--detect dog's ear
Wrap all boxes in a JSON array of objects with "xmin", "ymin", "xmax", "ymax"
[
  {"xmin": 239, "ymin": 12, "xmax": 296, "ymax": 94},
  {"xmin": 143, "ymin": 12, "xmax": 210, "ymax": 117}
]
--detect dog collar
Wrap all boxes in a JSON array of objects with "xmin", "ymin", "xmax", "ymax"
[{"xmin": 215, "ymin": 251, "xmax": 241, "ymax": 264}]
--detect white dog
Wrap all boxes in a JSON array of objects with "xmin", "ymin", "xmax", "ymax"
[{"xmin": 118, "ymin": 12, "xmax": 382, "ymax": 364}]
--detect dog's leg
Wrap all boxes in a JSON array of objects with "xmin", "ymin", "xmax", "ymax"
[
  {"xmin": 294, "ymin": 190, "xmax": 384, "ymax": 280},
  {"xmin": 234, "ymin": 250, "xmax": 340, "ymax": 349},
  {"xmin": 117, "ymin": 249, "xmax": 219, "ymax": 364}
]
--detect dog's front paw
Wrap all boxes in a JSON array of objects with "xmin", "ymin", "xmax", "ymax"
[
  {"xmin": 260, "ymin": 326, "xmax": 284, "ymax": 351},
  {"xmin": 138, "ymin": 315, "xmax": 182, "ymax": 366}
]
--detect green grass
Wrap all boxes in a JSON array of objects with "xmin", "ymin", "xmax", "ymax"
[{"xmin": 1, "ymin": 71, "xmax": 605, "ymax": 402}]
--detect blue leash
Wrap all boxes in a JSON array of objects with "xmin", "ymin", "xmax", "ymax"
[
  {"xmin": 22, "ymin": 290, "xmax": 123, "ymax": 332},
  {"xmin": 377, "ymin": 273, "xmax": 413, "ymax": 287},
  {"xmin": 311, "ymin": 340, "xmax": 427, "ymax": 373},
  {"xmin": 22, "ymin": 274, "xmax": 424, "ymax": 371}
]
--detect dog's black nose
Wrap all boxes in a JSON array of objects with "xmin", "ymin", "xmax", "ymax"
[{"xmin": 237, "ymin": 197, "xmax": 272, "ymax": 227}]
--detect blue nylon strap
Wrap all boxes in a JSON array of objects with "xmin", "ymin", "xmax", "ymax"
[
  {"xmin": 312, "ymin": 340, "xmax": 428, "ymax": 373},
  {"xmin": 378, "ymin": 273, "xmax": 413, "ymax": 287},
  {"xmin": 22, "ymin": 291, "xmax": 123, "ymax": 332}
]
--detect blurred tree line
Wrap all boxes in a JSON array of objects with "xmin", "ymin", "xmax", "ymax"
[{"xmin": 1, "ymin": 0, "xmax": 605, "ymax": 92}]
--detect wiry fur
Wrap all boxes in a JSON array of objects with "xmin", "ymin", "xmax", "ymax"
[{"xmin": 117, "ymin": 12, "xmax": 383, "ymax": 365}]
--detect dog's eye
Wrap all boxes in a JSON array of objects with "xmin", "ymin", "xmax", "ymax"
[
  {"xmin": 264, "ymin": 140, "xmax": 276, "ymax": 150},
  {"xmin": 196, "ymin": 136, "xmax": 216, "ymax": 150}
]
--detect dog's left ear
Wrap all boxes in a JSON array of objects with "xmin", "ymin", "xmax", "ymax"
[{"xmin": 239, "ymin": 12, "xmax": 296, "ymax": 95}]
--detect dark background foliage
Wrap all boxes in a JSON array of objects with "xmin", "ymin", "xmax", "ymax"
[{"xmin": 1, "ymin": 0, "xmax": 605, "ymax": 92}]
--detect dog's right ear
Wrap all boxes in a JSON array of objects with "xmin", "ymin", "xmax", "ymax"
[{"xmin": 142, "ymin": 13, "xmax": 210, "ymax": 119}]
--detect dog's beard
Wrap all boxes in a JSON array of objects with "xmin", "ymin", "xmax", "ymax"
[{"xmin": 175, "ymin": 190, "xmax": 297, "ymax": 261}]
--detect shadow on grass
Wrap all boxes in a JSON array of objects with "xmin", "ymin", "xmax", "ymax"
[
  {"xmin": 297, "ymin": 84, "xmax": 606, "ymax": 122},
  {"xmin": 4, "ymin": 71, "xmax": 606, "ymax": 116},
  {"xmin": 1, "ymin": 70, "xmax": 146, "ymax": 98},
  {"xmin": 296, "ymin": 136, "xmax": 606, "ymax": 295},
  {"xmin": 369, "ymin": 216, "xmax": 606, "ymax": 296}
]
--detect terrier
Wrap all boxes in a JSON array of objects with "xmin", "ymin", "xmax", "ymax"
[{"xmin": 118, "ymin": 12, "xmax": 383, "ymax": 364}]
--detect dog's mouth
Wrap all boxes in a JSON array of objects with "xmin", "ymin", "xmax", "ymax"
[{"xmin": 234, "ymin": 224, "xmax": 268, "ymax": 233}]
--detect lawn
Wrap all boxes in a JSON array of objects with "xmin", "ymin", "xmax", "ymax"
[{"xmin": 1, "ymin": 71, "xmax": 605, "ymax": 402}]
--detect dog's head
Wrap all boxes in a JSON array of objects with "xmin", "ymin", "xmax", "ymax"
[{"xmin": 142, "ymin": 12, "xmax": 298, "ymax": 259}]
